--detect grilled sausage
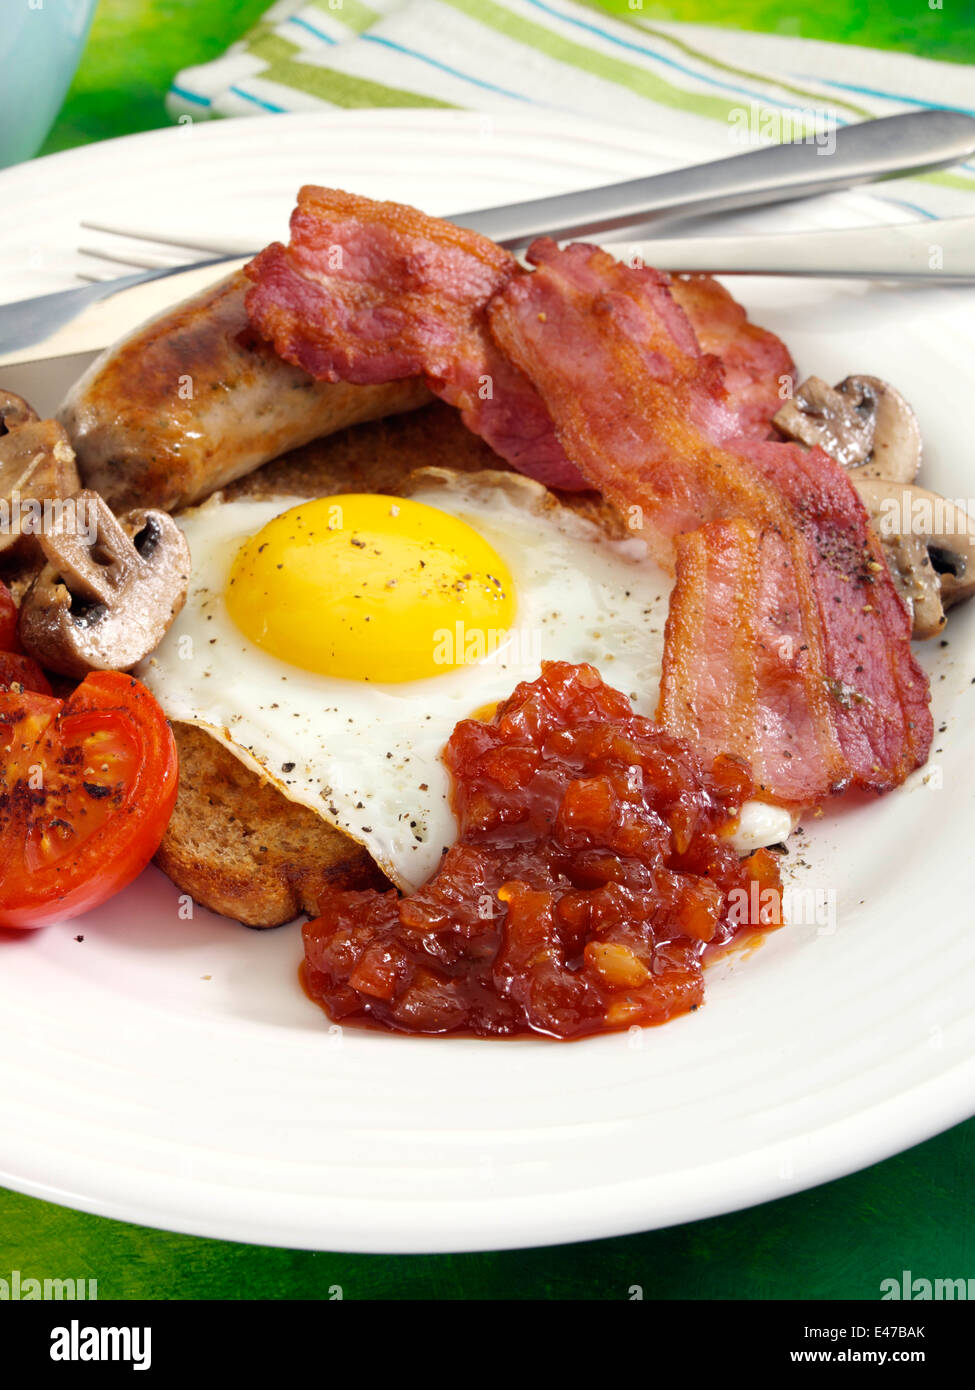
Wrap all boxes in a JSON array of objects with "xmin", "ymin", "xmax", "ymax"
[{"xmin": 59, "ymin": 271, "xmax": 431, "ymax": 513}]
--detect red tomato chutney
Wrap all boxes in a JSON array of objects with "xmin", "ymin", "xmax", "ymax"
[{"xmin": 302, "ymin": 661, "xmax": 782, "ymax": 1039}]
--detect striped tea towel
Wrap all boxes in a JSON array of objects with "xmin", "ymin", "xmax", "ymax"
[{"xmin": 167, "ymin": 0, "xmax": 975, "ymax": 218}]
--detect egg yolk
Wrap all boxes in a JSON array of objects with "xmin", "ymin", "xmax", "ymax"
[{"xmin": 225, "ymin": 494, "xmax": 516, "ymax": 682}]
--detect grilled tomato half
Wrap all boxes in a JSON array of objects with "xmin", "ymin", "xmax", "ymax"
[{"xmin": 0, "ymin": 671, "xmax": 178, "ymax": 928}]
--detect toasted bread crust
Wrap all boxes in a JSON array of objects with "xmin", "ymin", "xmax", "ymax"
[
  {"xmin": 224, "ymin": 396, "xmax": 504, "ymax": 500},
  {"xmin": 155, "ymin": 721, "xmax": 388, "ymax": 927}
]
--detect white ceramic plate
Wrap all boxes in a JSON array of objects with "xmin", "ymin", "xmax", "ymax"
[{"xmin": 0, "ymin": 111, "xmax": 973, "ymax": 1254}]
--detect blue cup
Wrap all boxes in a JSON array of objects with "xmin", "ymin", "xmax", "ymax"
[{"xmin": 1, "ymin": 0, "xmax": 99, "ymax": 167}]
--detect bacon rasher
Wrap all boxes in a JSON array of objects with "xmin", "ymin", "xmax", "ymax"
[
  {"xmin": 245, "ymin": 187, "xmax": 585, "ymax": 488},
  {"xmin": 668, "ymin": 274, "xmax": 795, "ymax": 438},
  {"xmin": 488, "ymin": 240, "xmax": 932, "ymax": 802},
  {"xmin": 245, "ymin": 188, "xmax": 794, "ymax": 489}
]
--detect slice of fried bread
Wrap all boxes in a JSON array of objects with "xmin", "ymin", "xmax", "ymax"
[{"xmin": 156, "ymin": 721, "xmax": 389, "ymax": 927}]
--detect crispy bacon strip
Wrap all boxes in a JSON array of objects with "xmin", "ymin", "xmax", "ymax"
[
  {"xmin": 244, "ymin": 186, "xmax": 586, "ymax": 488},
  {"xmin": 488, "ymin": 239, "xmax": 932, "ymax": 802},
  {"xmin": 746, "ymin": 438, "xmax": 931, "ymax": 787},
  {"xmin": 669, "ymin": 274, "xmax": 795, "ymax": 437},
  {"xmin": 244, "ymin": 189, "xmax": 795, "ymax": 488},
  {"xmin": 659, "ymin": 520, "xmax": 844, "ymax": 801}
]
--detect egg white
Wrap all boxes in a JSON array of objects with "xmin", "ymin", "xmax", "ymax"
[{"xmin": 140, "ymin": 469, "xmax": 791, "ymax": 894}]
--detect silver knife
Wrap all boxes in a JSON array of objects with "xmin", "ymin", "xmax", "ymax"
[
  {"xmin": 458, "ymin": 108, "xmax": 975, "ymax": 245},
  {"xmin": 1, "ymin": 109, "xmax": 974, "ymax": 357}
]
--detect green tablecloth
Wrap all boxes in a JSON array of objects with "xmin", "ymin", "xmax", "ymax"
[{"xmin": 4, "ymin": 0, "xmax": 972, "ymax": 1299}]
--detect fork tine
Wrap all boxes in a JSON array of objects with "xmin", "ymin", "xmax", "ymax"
[
  {"xmin": 79, "ymin": 220, "xmax": 258, "ymax": 257},
  {"xmin": 78, "ymin": 245, "xmax": 192, "ymax": 273}
]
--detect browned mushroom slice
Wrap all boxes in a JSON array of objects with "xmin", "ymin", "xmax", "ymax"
[
  {"xmin": 0, "ymin": 389, "xmax": 38, "ymax": 435},
  {"xmin": 773, "ymin": 374, "xmax": 921, "ymax": 481},
  {"xmin": 0, "ymin": 410, "xmax": 80, "ymax": 558},
  {"xmin": 853, "ymin": 479, "xmax": 975, "ymax": 638},
  {"xmin": 18, "ymin": 489, "xmax": 191, "ymax": 677}
]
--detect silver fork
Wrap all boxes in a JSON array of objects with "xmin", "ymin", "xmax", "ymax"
[
  {"xmin": 75, "ymin": 231, "xmax": 254, "ymax": 280},
  {"xmin": 76, "ymin": 215, "xmax": 975, "ymax": 284}
]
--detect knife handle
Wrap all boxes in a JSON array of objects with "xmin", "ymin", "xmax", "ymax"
[{"xmin": 619, "ymin": 215, "xmax": 975, "ymax": 280}]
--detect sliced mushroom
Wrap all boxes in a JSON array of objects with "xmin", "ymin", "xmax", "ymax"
[
  {"xmin": 774, "ymin": 374, "xmax": 921, "ymax": 481},
  {"xmin": 853, "ymin": 479, "xmax": 975, "ymax": 638},
  {"xmin": 0, "ymin": 398, "xmax": 80, "ymax": 557},
  {"xmin": 18, "ymin": 489, "xmax": 191, "ymax": 677},
  {"xmin": 0, "ymin": 389, "xmax": 38, "ymax": 434}
]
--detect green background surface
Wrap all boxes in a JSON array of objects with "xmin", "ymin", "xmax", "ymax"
[
  {"xmin": 37, "ymin": 0, "xmax": 975, "ymax": 156},
  {"xmin": 3, "ymin": 0, "xmax": 974, "ymax": 1300}
]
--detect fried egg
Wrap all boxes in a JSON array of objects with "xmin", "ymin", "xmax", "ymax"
[{"xmin": 139, "ymin": 469, "xmax": 792, "ymax": 893}]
